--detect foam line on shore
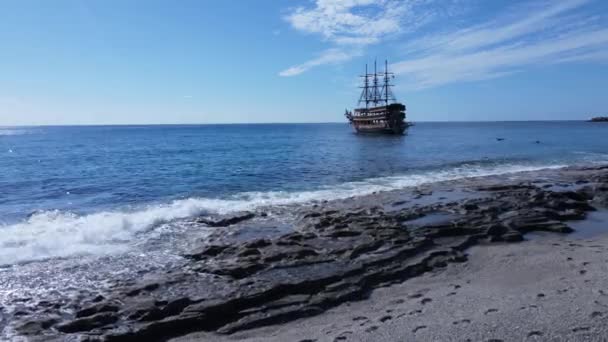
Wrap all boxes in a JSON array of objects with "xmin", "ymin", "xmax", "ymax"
[{"xmin": 0, "ymin": 162, "xmax": 566, "ymax": 265}]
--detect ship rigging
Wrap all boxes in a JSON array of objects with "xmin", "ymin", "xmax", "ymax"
[{"xmin": 345, "ymin": 60, "xmax": 410, "ymax": 134}]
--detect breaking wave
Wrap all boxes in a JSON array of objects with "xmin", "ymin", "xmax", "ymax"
[{"xmin": 0, "ymin": 161, "xmax": 567, "ymax": 265}]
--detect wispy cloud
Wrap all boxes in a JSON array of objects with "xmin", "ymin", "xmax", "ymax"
[
  {"xmin": 281, "ymin": 0, "xmax": 608, "ymax": 88},
  {"xmin": 280, "ymin": 0, "xmax": 441, "ymax": 76},
  {"xmin": 279, "ymin": 48, "xmax": 361, "ymax": 76},
  {"xmin": 392, "ymin": 0, "xmax": 608, "ymax": 88},
  {"xmin": 286, "ymin": 0, "xmax": 407, "ymax": 43}
]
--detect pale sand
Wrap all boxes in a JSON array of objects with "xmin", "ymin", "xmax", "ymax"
[{"xmin": 175, "ymin": 231, "xmax": 608, "ymax": 342}]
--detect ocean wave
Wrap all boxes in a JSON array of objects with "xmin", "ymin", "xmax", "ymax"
[
  {"xmin": 0, "ymin": 161, "xmax": 566, "ymax": 266},
  {"xmin": 0, "ymin": 128, "xmax": 36, "ymax": 136},
  {"xmin": 571, "ymin": 151, "xmax": 608, "ymax": 164}
]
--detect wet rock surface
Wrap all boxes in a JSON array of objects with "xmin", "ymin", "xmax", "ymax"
[
  {"xmin": 196, "ymin": 212, "xmax": 256, "ymax": 227},
  {"xmin": 4, "ymin": 166, "xmax": 608, "ymax": 341}
]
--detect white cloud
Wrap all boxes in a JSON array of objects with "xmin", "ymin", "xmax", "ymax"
[
  {"xmin": 392, "ymin": 0, "xmax": 608, "ymax": 88},
  {"xmin": 280, "ymin": 0, "xmax": 436, "ymax": 76},
  {"xmin": 286, "ymin": 0, "xmax": 407, "ymax": 42},
  {"xmin": 279, "ymin": 48, "xmax": 361, "ymax": 76},
  {"xmin": 281, "ymin": 0, "xmax": 608, "ymax": 87}
]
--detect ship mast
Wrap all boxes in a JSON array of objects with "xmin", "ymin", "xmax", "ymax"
[
  {"xmin": 365, "ymin": 64, "xmax": 369, "ymax": 110},
  {"xmin": 372, "ymin": 60, "xmax": 379, "ymax": 106},
  {"xmin": 381, "ymin": 59, "xmax": 395, "ymax": 105},
  {"xmin": 358, "ymin": 64, "xmax": 370, "ymax": 110},
  {"xmin": 358, "ymin": 60, "xmax": 396, "ymax": 111},
  {"xmin": 384, "ymin": 60, "xmax": 389, "ymax": 105}
]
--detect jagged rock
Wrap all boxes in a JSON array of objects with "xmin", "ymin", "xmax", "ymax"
[
  {"xmin": 125, "ymin": 282, "xmax": 160, "ymax": 297},
  {"xmin": 462, "ymin": 203, "xmax": 479, "ymax": 211},
  {"xmin": 552, "ymin": 209, "xmax": 587, "ymax": 220},
  {"xmin": 137, "ymin": 297, "xmax": 194, "ymax": 322},
  {"xmin": 486, "ymin": 224, "xmax": 507, "ymax": 236},
  {"xmin": 186, "ymin": 245, "xmax": 231, "ymax": 260},
  {"xmin": 244, "ymin": 239, "xmax": 271, "ymax": 248},
  {"xmin": 76, "ymin": 302, "xmax": 120, "ymax": 318},
  {"xmin": 217, "ymin": 305, "xmax": 324, "ymax": 334},
  {"xmin": 327, "ymin": 230, "xmax": 362, "ymax": 238},
  {"xmin": 56, "ymin": 312, "xmax": 118, "ymax": 333},
  {"xmin": 477, "ymin": 184, "xmax": 535, "ymax": 192},
  {"xmin": 238, "ymin": 248, "xmax": 261, "ymax": 258},
  {"xmin": 210, "ymin": 262, "xmax": 264, "ymax": 279},
  {"xmin": 501, "ymin": 232, "xmax": 524, "ymax": 242},
  {"xmin": 197, "ymin": 212, "xmax": 255, "ymax": 227},
  {"xmin": 124, "ymin": 298, "xmax": 159, "ymax": 321},
  {"xmin": 15, "ymin": 317, "xmax": 58, "ymax": 335}
]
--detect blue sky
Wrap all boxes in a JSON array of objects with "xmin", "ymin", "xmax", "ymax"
[{"xmin": 1, "ymin": 0, "xmax": 608, "ymax": 125}]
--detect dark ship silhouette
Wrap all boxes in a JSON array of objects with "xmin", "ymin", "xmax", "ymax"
[{"xmin": 345, "ymin": 60, "xmax": 411, "ymax": 134}]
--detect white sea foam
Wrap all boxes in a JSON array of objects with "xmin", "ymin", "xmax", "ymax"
[
  {"xmin": 0, "ymin": 162, "xmax": 567, "ymax": 265},
  {"xmin": 572, "ymin": 151, "xmax": 608, "ymax": 165}
]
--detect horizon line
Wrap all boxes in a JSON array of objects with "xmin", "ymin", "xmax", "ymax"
[{"xmin": 0, "ymin": 119, "xmax": 597, "ymax": 128}]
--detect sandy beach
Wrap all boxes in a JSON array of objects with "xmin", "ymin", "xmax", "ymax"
[{"xmin": 182, "ymin": 232, "xmax": 608, "ymax": 342}]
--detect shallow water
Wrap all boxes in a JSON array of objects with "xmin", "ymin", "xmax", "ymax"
[{"xmin": 568, "ymin": 210, "xmax": 608, "ymax": 238}]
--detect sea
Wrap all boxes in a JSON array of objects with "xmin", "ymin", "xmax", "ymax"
[{"xmin": 1, "ymin": 122, "xmax": 608, "ymax": 268}]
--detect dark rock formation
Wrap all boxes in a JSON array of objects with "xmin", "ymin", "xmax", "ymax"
[{"xmin": 196, "ymin": 212, "xmax": 255, "ymax": 227}]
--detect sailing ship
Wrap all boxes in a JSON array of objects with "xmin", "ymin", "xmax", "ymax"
[{"xmin": 345, "ymin": 60, "xmax": 410, "ymax": 134}]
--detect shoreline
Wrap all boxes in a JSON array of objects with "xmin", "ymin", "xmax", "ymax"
[
  {"xmin": 4, "ymin": 164, "xmax": 608, "ymax": 341},
  {"xmin": 0, "ymin": 160, "xmax": 573, "ymax": 267}
]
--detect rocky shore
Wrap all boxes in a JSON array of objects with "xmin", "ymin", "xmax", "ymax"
[{"xmin": 5, "ymin": 165, "xmax": 608, "ymax": 341}]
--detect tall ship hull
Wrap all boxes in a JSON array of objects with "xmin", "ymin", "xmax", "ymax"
[
  {"xmin": 345, "ymin": 60, "xmax": 410, "ymax": 135},
  {"xmin": 347, "ymin": 103, "xmax": 407, "ymax": 134}
]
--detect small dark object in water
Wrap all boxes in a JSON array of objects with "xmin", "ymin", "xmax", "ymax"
[
  {"xmin": 589, "ymin": 117, "xmax": 608, "ymax": 122},
  {"xmin": 535, "ymin": 140, "xmax": 540, "ymax": 144},
  {"xmin": 496, "ymin": 138, "xmax": 505, "ymax": 141}
]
